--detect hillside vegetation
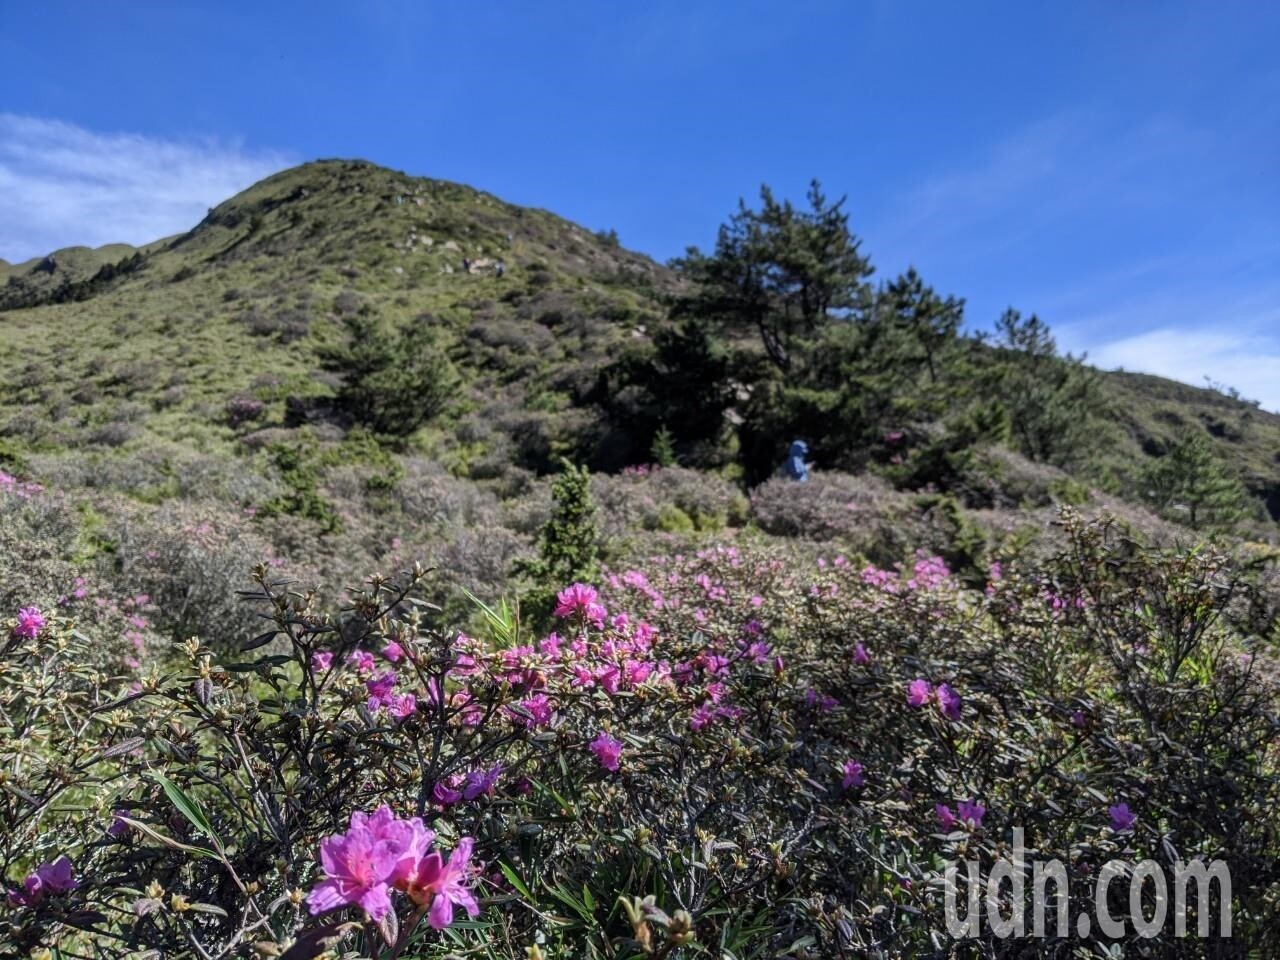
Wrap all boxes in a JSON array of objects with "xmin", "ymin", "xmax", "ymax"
[{"xmin": 1, "ymin": 161, "xmax": 1277, "ymax": 957}]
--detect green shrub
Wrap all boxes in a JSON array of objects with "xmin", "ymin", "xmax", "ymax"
[
  {"xmin": 258, "ymin": 442, "xmax": 343, "ymax": 533},
  {"xmin": 5, "ymin": 512, "xmax": 1276, "ymax": 956},
  {"xmin": 517, "ymin": 459, "xmax": 600, "ymax": 622},
  {"xmin": 322, "ymin": 312, "xmax": 459, "ymax": 437},
  {"xmin": 655, "ymin": 503, "xmax": 694, "ymax": 533}
]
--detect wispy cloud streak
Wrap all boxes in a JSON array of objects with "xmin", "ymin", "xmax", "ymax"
[{"xmin": 0, "ymin": 114, "xmax": 290, "ymax": 263}]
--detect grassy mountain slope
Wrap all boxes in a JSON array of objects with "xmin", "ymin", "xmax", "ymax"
[
  {"xmin": 1, "ymin": 158, "xmax": 1277, "ymax": 537},
  {"xmin": 1100, "ymin": 370, "xmax": 1280, "ymax": 520},
  {"xmin": 1, "ymin": 160, "xmax": 672, "ymax": 475}
]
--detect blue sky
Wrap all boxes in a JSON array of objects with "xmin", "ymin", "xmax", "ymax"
[{"xmin": 3, "ymin": 2, "xmax": 1278, "ymax": 407}]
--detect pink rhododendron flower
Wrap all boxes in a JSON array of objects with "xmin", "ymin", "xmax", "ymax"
[
  {"xmin": 538, "ymin": 632, "xmax": 563, "ymax": 658},
  {"xmin": 432, "ymin": 777, "xmax": 464, "ymax": 807},
  {"xmin": 554, "ymin": 583, "xmax": 608, "ymax": 627},
  {"xmin": 623, "ymin": 658, "xmax": 654, "ymax": 686},
  {"xmin": 462, "ymin": 763, "xmax": 504, "ymax": 801},
  {"xmin": 365, "ymin": 671, "xmax": 398, "ymax": 711},
  {"xmin": 907, "ymin": 679, "xmax": 933, "ymax": 707},
  {"xmin": 406, "ymin": 838, "xmax": 481, "ymax": 929},
  {"xmin": 690, "ymin": 704, "xmax": 716, "ymax": 731},
  {"xmin": 382, "ymin": 640, "xmax": 404, "ymax": 662},
  {"xmin": 805, "ymin": 688, "xmax": 839, "ymax": 712},
  {"xmin": 935, "ymin": 683, "xmax": 962, "ymax": 721},
  {"xmin": 311, "ymin": 651, "xmax": 334, "ymax": 672},
  {"xmin": 595, "ymin": 664, "xmax": 621, "ymax": 695},
  {"xmin": 12, "ymin": 606, "xmax": 46, "ymax": 640},
  {"xmin": 590, "ymin": 732, "xmax": 623, "ymax": 771},
  {"xmin": 841, "ymin": 760, "xmax": 866, "ymax": 790},
  {"xmin": 350, "ymin": 807, "xmax": 435, "ymax": 889},
  {"xmin": 509, "ymin": 693, "xmax": 553, "ymax": 728},
  {"xmin": 107, "ymin": 809, "xmax": 132, "ymax": 837},
  {"xmin": 853, "ymin": 643, "xmax": 871, "ymax": 665},
  {"xmin": 10, "ymin": 856, "xmax": 77, "ymax": 906},
  {"xmin": 308, "ymin": 823, "xmax": 400, "ymax": 918},
  {"xmin": 348, "ymin": 650, "xmax": 376, "ymax": 673},
  {"xmin": 936, "ymin": 804, "xmax": 958, "ymax": 831},
  {"xmin": 307, "ymin": 806, "xmax": 463, "ymax": 924},
  {"xmin": 386, "ymin": 693, "xmax": 417, "ymax": 718},
  {"xmin": 1108, "ymin": 802, "xmax": 1137, "ymax": 833},
  {"xmin": 956, "ymin": 800, "xmax": 985, "ymax": 828}
]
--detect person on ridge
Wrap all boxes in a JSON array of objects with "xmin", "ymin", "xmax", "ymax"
[{"xmin": 783, "ymin": 439, "xmax": 810, "ymax": 482}]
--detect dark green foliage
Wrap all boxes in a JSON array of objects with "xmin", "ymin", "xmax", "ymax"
[
  {"xmin": 733, "ymin": 289, "xmax": 967, "ymax": 483},
  {"xmin": 674, "ymin": 180, "xmax": 873, "ymax": 376},
  {"xmin": 1140, "ymin": 429, "xmax": 1249, "ymax": 531},
  {"xmin": 605, "ymin": 317, "xmax": 735, "ymax": 466},
  {"xmin": 915, "ymin": 492, "xmax": 986, "ymax": 579},
  {"xmin": 322, "ymin": 312, "xmax": 459, "ymax": 437},
  {"xmin": 649, "ymin": 426, "xmax": 677, "ymax": 467},
  {"xmin": 878, "ymin": 266, "xmax": 964, "ymax": 383},
  {"xmin": 990, "ymin": 308, "xmax": 1107, "ymax": 467},
  {"xmin": 518, "ymin": 459, "xmax": 600, "ymax": 621},
  {"xmin": 258, "ymin": 442, "xmax": 342, "ymax": 533},
  {"xmin": 2, "ymin": 159, "xmax": 1277, "ymax": 536},
  {"xmin": 649, "ymin": 317, "xmax": 734, "ymax": 447},
  {"xmin": 0, "ymin": 251, "xmax": 146, "ymax": 310}
]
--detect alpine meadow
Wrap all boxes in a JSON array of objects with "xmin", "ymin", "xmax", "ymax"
[{"xmin": 2, "ymin": 8, "xmax": 1279, "ymax": 957}]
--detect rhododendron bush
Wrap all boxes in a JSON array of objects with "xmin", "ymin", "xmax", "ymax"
[{"xmin": 1, "ymin": 511, "xmax": 1277, "ymax": 957}]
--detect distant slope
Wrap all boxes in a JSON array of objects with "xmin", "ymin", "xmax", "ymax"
[
  {"xmin": 0, "ymin": 158, "xmax": 1276, "ymax": 527},
  {"xmin": 1099, "ymin": 371, "xmax": 1280, "ymax": 520},
  {"xmin": 0, "ymin": 160, "xmax": 674, "ymax": 469}
]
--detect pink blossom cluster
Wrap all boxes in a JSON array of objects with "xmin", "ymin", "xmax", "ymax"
[
  {"xmin": 1043, "ymin": 588, "xmax": 1088, "ymax": 617},
  {"xmin": 431, "ymin": 764, "xmax": 503, "ymax": 807},
  {"xmin": 589, "ymin": 732, "xmax": 623, "ymax": 771},
  {"xmin": 8, "ymin": 856, "xmax": 77, "ymax": 906},
  {"xmin": 553, "ymin": 583, "xmax": 609, "ymax": 628},
  {"xmin": 308, "ymin": 806, "xmax": 478, "ymax": 930},
  {"xmin": 906, "ymin": 679, "xmax": 963, "ymax": 720},
  {"xmin": 11, "ymin": 606, "xmax": 46, "ymax": 640},
  {"xmin": 841, "ymin": 760, "xmax": 866, "ymax": 790},
  {"xmin": 936, "ymin": 800, "xmax": 985, "ymax": 831},
  {"xmin": 620, "ymin": 463, "xmax": 661, "ymax": 477},
  {"xmin": 1108, "ymin": 802, "xmax": 1137, "ymax": 833},
  {"xmin": 859, "ymin": 552, "xmax": 952, "ymax": 594},
  {"xmin": 306, "ymin": 576, "xmax": 759, "ymax": 766},
  {"xmin": 0, "ymin": 470, "xmax": 43, "ymax": 499}
]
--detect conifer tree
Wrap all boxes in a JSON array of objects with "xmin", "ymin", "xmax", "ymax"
[
  {"xmin": 1140, "ymin": 429, "xmax": 1248, "ymax": 532},
  {"xmin": 518, "ymin": 459, "xmax": 601, "ymax": 623},
  {"xmin": 879, "ymin": 267, "xmax": 964, "ymax": 383},
  {"xmin": 675, "ymin": 180, "xmax": 873, "ymax": 376},
  {"xmin": 322, "ymin": 312, "xmax": 458, "ymax": 437},
  {"xmin": 992, "ymin": 308, "xmax": 1105, "ymax": 467}
]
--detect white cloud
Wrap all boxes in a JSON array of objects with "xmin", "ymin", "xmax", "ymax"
[
  {"xmin": 1085, "ymin": 326, "xmax": 1280, "ymax": 413},
  {"xmin": 0, "ymin": 114, "xmax": 291, "ymax": 264}
]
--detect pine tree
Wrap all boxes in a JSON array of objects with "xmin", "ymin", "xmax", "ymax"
[
  {"xmin": 992, "ymin": 308, "xmax": 1105, "ymax": 467},
  {"xmin": 321, "ymin": 312, "xmax": 458, "ymax": 436},
  {"xmin": 517, "ymin": 459, "xmax": 601, "ymax": 623},
  {"xmin": 650, "ymin": 426, "xmax": 678, "ymax": 467},
  {"xmin": 1140, "ymin": 430, "xmax": 1248, "ymax": 532},
  {"xmin": 675, "ymin": 180, "xmax": 873, "ymax": 376},
  {"xmin": 879, "ymin": 267, "xmax": 964, "ymax": 383}
]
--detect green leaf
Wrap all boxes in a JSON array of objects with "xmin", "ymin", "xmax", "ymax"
[
  {"xmin": 498, "ymin": 861, "xmax": 535, "ymax": 902},
  {"xmin": 148, "ymin": 771, "xmax": 222, "ymax": 848},
  {"xmin": 116, "ymin": 816, "xmax": 219, "ymax": 861}
]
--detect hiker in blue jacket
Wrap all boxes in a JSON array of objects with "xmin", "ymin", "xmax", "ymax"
[{"xmin": 783, "ymin": 439, "xmax": 810, "ymax": 482}]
